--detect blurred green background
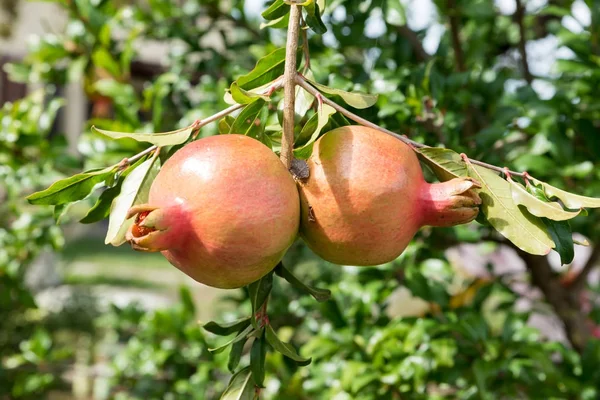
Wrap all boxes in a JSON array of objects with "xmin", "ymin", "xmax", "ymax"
[{"xmin": 2, "ymin": 0, "xmax": 600, "ymax": 398}]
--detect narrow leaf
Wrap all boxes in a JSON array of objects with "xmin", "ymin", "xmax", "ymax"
[
  {"xmin": 275, "ymin": 263, "xmax": 331, "ymax": 302},
  {"xmin": 236, "ymin": 47, "xmax": 287, "ymax": 90},
  {"xmin": 209, "ymin": 325, "xmax": 254, "ymax": 354},
  {"xmin": 417, "ymin": 147, "xmax": 468, "ymax": 181},
  {"xmin": 247, "ymin": 272, "xmax": 274, "ymax": 317},
  {"xmin": 92, "ymin": 124, "xmax": 196, "ymax": 146},
  {"xmin": 260, "ymin": 13, "xmax": 290, "ymax": 29},
  {"xmin": 305, "ymin": 77, "xmax": 378, "ymax": 109},
  {"xmin": 80, "ymin": 157, "xmax": 147, "ymax": 224},
  {"xmin": 203, "ymin": 317, "xmax": 252, "ymax": 336},
  {"xmin": 27, "ymin": 166, "xmax": 115, "ymax": 206},
  {"xmin": 230, "ymin": 99, "xmax": 267, "ymax": 138},
  {"xmin": 509, "ymin": 180, "xmax": 581, "ymax": 221},
  {"xmin": 250, "ymin": 333, "xmax": 267, "ymax": 388},
  {"xmin": 220, "ymin": 367, "xmax": 254, "ymax": 400},
  {"xmin": 527, "ymin": 184, "xmax": 575, "ymax": 265},
  {"xmin": 262, "ymin": 0, "xmax": 289, "ymax": 20},
  {"xmin": 305, "ymin": 1, "xmax": 327, "ymax": 34},
  {"xmin": 228, "ymin": 336, "xmax": 248, "ymax": 373},
  {"xmin": 219, "ymin": 116, "xmax": 236, "ymax": 134},
  {"xmin": 105, "ymin": 157, "xmax": 160, "ymax": 246},
  {"xmin": 230, "ymin": 82, "xmax": 270, "ymax": 104},
  {"xmin": 467, "ymin": 165, "xmax": 554, "ymax": 255},
  {"xmin": 531, "ymin": 177, "xmax": 600, "ymax": 209},
  {"xmin": 265, "ymin": 325, "xmax": 311, "ymax": 365},
  {"xmin": 293, "ymin": 103, "xmax": 336, "ymax": 159}
]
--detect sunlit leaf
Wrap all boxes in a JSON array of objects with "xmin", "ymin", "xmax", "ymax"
[
  {"xmin": 27, "ymin": 166, "xmax": 115, "ymax": 206},
  {"xmin": 417, "ymin": 147, "xmax": 468, "ymax": 181},
  {"xmin": 92, "ymin": 124, "xmax": 196, "ymax": 146},
  {"xmin": 305, "ymin": 77, "xmax": 378, "ymax": 109},
  {"xmin": 105, "ymin": 156, "xmax": 160, "ymax": 246},
  {"xmin": 293, "ymin": 103, "xmax": 336, "ymax": 159},
  {"xmin": 262, "ymin": 0, "xmax": 289, "ymax": 20},
  {"xmin": 209, "ymin": 325, "xmax": 254, "ymax": 354},
  {"xmin": 467, "ymin": 165, "xmax": 554, "ymax": 255},
  {"xmin": 230, "ymin": 99, "xmax": 267, "ymax": 138},
  {"xmin": 305, "ymin": 1, "xmax": 327, "ymax": 34},
  {"xmin": 230, "ymin": 82, "xmax": 270, "ymax": 104},
  {"xmin": 236, "ymin": 47, "xmax": 287, "ymax": 90},
  {"xmin": 531, "ymin": 177, "xmax": 600, "ymax": 209},
  {"xmin": 509, "ymin": 180, "xmax": 581, "ymax": 221}
]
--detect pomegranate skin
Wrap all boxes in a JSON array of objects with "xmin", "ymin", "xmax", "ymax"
[
  {"xmin": 127, "ymin": 134, "xmax": 300, "ymax": 289},
  {"xmin": 299, "ymin": 126, "xmax": 480, "ymax": 266}
]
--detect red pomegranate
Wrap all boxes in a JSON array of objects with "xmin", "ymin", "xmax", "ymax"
[
  {"xmin": 298, "ymin": 126, "xmax": 481, "ymax": 266},
  {"xmin": 126, "ymin": 135, "xmax": 300, "ymax": 289}
]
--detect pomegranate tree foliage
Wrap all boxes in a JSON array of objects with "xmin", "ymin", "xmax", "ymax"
[{"xmin": 3, "ymin": 0, "xmax": 600, "ymax": 398}]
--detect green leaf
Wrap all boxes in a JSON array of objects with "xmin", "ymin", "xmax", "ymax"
[
  {"xmin": 203, "ymin": 317, "xmax": 252, "ymax": 336},
  {"xmin": 417, "ymin": 147, "xmax": 468, "ymax": 181},
  {"xmin": 219, "ymin": 116, "xmax": 236, "ymax": 134},
  {"xmin": 265, "ymin": 325, "xmax": 311, "ymax": 365},
  {"xmin": 527, "ymin": 184, "xmax": 575, "ymax": 265},
  {"xmin": 531, "ymin": 177, "xmax": 600, "ymax": 209},
  {"xmin": 305, "ymin": 77, "xmax": 377, "ymax": 109},
  {"xmin": 53, "ymin": 203, "xmax": 71, "ymax": 224},
  {"xmin": 209, "ymin": 325, "xmax": 254, "ymax": 354},
  {"xmin": 230, "ymin": 82, "xmax": 270, "ymax": 104},
  {"xmin": 247, "ymin": 272, "xmax": 273, "ymax": 323},
  {"xmin": 385, "ymin": 0, "xmax": 406, "ymax": 26},
  {"xmin": 228, "ymin": 336, "xmax": 248, "ymax": 373},
  {"xmin": 467, "ymin": 165, "xmax": 554, "ymax": 255},
  {"xmin": 92, "ymin": 124, "xmax": 196, "ymax": 146},
  {"xmin": 236, "ymin": 47, "xmax": 287, "ymax": 90},
  {"xmin": 260, "ymin": 13, "xmax": 290, "ymax": 29},
  {"xmin": 105, "ymin": 156, "xmax": 161, "ymax": 246},
  {"xmin": 293, "ymin": 103, "xmax": 336, "ymax": 159},
  {"xmin": 220, "ymin": 367, "xmax": 255, "ymax": 400},
  {"xmin": 509, "ymin": 180, "xmax": 581, "ymax": 221},
  {"xmin": 262, "ymin": 0, "xmax": 289, "ymax": 20},
  {"xmin": 230, "ymin": 99, "xmax": 267, "ymax": 139},
  {"xmin": 275, "ymin": 263, "xmax": 331, "ymax": 302},
  {"xmin": 250, "ymin": 332, "xmax": 267, "ymax": 388},
  {"xmin": 80, "ymin": 157, "xmax": 147, "ymax": 224},
  {"xmin": 544, "ymin": 219, "xmax": 575, "ymax": 265},
  {"xmin": 179, "ymin": 286, "xmax": 196, "ymax": 316},
  {"xmin": 27, "ymin": 167, "xmax": 115, "ymax": 206},
  {"xmin": 295, "ymin": 112, "xmax": 318, "ymax": 147},
  {"xmin": 305, "ymin": 1, "xmax": 327, "ymax": 34},
  {"xmin": 92, "ymin": 48, "xmax": 121, "ymax": 78}
]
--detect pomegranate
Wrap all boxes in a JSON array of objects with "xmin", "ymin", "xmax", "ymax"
[
  {"xmin": 298, "ymin": 126, "xmax": 481, "ymax": 266},
  {"xmin": 126, "ymin": 134, "xmax": 300, "ymax": 289}
]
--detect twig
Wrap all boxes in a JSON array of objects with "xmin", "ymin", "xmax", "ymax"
[
  {"xmin": 300, "ymin": 15, "xmax": 311, "ymax": 70},
  {"xmin": 281, "ymin": 3, "xmax": 302, "ymax": 169},
  {"xmin": 295, "ymin": 74, "xmax": 528, "ymax": 177},
  {"xmin": 396, "ymin": 26, "xmax": 430, "ymax": 62},
  {"xmin": 447, "ymin": 0, "xmax": 466, "ymax": 73},
  {"xmin": 515, "ymin": 0, "xmax": 533, "ymax": 84}
]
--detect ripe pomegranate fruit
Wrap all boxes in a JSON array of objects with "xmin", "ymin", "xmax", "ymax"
[
  {"xmin": 298, "ymin": 126, "xmax": 481, "ymax": 266},
  {"xmin": 126, "ymin": 134, "xmax": 300, "ymax": 289}
]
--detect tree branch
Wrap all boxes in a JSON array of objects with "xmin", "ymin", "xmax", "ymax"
[
  {"xmin": 396, "ymin": 26, "xmax": 430, "ymax": 62},
  {"xmin": 515, "ymin": 0, "xmax": 533, "ymax": 84},
  {"xmin": 447, "ymin": 0, "xmax": 466, "ymax": 73},
  {"xmin": 281, "ymin": 4, "xmax": 302, "ymax": 169}
]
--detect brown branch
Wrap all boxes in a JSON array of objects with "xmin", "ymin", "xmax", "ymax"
[
  {"xmin": 512, "ymin": 244, "xmax": 590, "ymax": 352},
  {"xmin": 447, "ymin": 0, "xmax": 466, "ymax": 73},
  {"xmin": 571, "ymin": 245, "xmax": 600, "ymax": 290},
  {"xmin": 280, "ymin": 4, "xmax": 302, "ymax": 169},
  {"xmin": 515, "ymin": 0, "xmax": 533, "ymax": 84},
  {"xmin": 396, "ymin": 26, "xmax": 430, "ymax": 62}
]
